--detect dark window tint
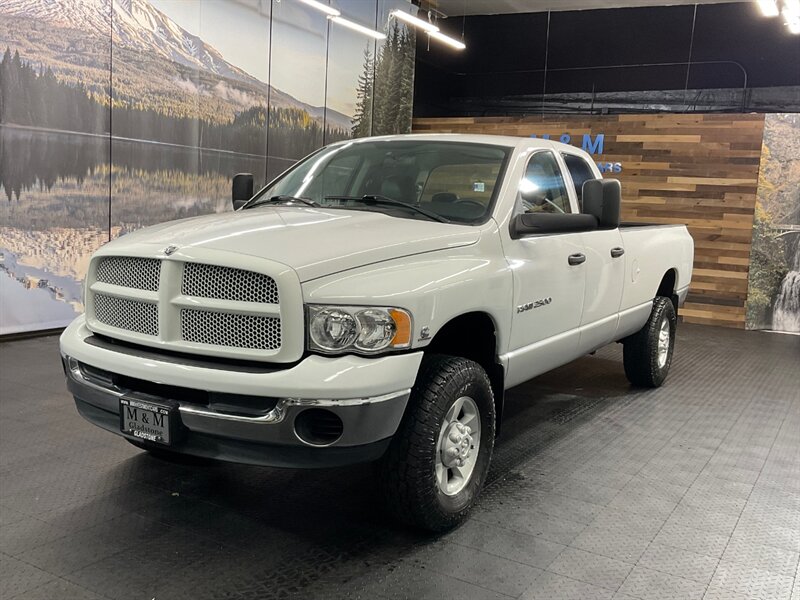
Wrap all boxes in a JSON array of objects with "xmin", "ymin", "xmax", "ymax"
[{"xmin": 562, "ymin": 154, "xmax": 597, "ymax": 210}]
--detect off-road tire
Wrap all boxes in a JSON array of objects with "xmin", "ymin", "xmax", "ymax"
[
  {"xmin": 380, "ymin": 354, "xmax": 496, "ymax": 532},
  {"xmin": 623, "ymin": 296, "xmax": 676, "ymax": 388}
]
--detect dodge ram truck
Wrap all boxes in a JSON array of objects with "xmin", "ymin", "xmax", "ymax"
[{"xmin": 60, "ymin": 133, "xmax": 694, "ymax": 531}]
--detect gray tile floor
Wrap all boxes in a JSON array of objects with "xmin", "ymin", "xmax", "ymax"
[{"xmin": 1, "ymin": 324, "xmax": 798, "ymax": 600}]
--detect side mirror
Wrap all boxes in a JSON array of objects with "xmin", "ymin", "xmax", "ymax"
[
  {"xmin": 510, "ymin": 213, "xmax": 598, "ymax": 239},
  {"xmin": 232, "ymin": 173, "xmax": 254, "ymax": 210},
  {"xmin": 582, "ymin": 179, "xmax": 621, "ymax": 228}
]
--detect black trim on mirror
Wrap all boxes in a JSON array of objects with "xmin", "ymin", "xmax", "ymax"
[
  {"xmin": 232, "ymin": 173, "xmax": 254, "ymax": 210},
  {"xmin": 510, "ymin": 213, "xmax": 598, "ymax": 239}
]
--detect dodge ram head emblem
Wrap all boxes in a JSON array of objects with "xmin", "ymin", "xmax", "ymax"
[{"xmin": 163, "ymin": 245, "xmax": 179, "ymax": 256}]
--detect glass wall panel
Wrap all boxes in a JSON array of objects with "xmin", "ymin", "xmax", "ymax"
[
  {"xmin": 0, "ymin": 1, "xmax": 111, "ymax": 334},
  {"xmin": 266, "ymin": 0, "xmax": 329, "ymax": 180},
  {"xmin": 327, "ymin": 0, "xmax": 378, "ymax": 140},
  {"xmin": 110, "ymin": 1, "xmax": 201, "ymax": 237}
]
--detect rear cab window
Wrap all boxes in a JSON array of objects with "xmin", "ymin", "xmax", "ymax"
[{"xmin": 561, "ymin": 153, "xmax": 599, "ymax": 211}]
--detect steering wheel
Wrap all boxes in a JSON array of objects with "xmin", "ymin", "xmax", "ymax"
[
  {"xmin": 521, "ymin": 197, "xmax": 565, "ymax": 214},
  {"xmin": 455, "ymin": 199, "xmax": 485, "ymax": 211}
]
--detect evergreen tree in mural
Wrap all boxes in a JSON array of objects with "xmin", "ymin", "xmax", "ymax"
[
  {"xmin": 351, "ymin": 22, "xmax": 415, "ymax": 138},
  {"xmin": 351, "ymin": 47, "xmax": 374, "ymax": 138},
  {"xmin": 0, "ymin": 48, "xmax": 348, "ymax": 160},
  {"xmin": 0, "ymin": 48, "xmax": 107, "ymax": 134}
]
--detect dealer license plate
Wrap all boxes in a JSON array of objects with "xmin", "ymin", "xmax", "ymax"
[{"xmin": 119, "ymin": 396, "xmax": 177, "ymax": 446}]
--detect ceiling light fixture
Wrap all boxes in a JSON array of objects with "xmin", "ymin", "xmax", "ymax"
[
  {"xmin": 389, "ymin": 9, "xmax": 465, "ymax": 50},
  {"xmin": 296, "ymin": 0, "xmax": 340, "ymax": 17},
  {"xmin": 784, "ymin": 0, "xmax": 800, "ymax": 32},
  {"xmin": 330, "ymin": 16, "xmax": 387, "ymax": 40},
  {"xmin": 427, "ymin": 30, "xmax": 466, "ymax": 50},
  {"xmin": 390, "ymin": 9, "xmax": 440, "ymax": 33},
  {"xmin": 756, "ymin": 0, "xmax": 780, "ymax": 17}
]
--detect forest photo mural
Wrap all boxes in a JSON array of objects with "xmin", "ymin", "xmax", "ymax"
[
  {"xmin": 746, "ymin": 113, "xmax": 800, "ymax": 334},
  {"xmin": 0, "ymin": 0, "xmax": 416, "ymax": 335}
]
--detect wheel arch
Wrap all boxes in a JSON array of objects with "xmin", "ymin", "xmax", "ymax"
[
  {"xmin": 423, "ymin": 311, "xmax": 506, "ymax": 434},
  {"xmin": 657, "ymin": 268, "xmax": 679, "ymax": 312}
]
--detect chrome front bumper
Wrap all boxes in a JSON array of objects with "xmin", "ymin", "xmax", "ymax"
[{"xmin": 60, "ymin": 318, "xmax": 422, "ymax": 468}]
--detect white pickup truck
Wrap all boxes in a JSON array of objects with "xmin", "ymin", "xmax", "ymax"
[{"xmin": 60, "ymin": 133, "xmax": 693, "ymax": 531}]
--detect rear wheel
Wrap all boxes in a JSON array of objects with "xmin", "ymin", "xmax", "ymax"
[
  {"xmin": 623, "ymin": 296, "xmax": 676, "ymax": 387},
  {"xmin": 380, "ymin": 355, "xmax": 496, "ymax": 532}
]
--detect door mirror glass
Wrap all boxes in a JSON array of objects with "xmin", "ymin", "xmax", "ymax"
[
  {"xmin": 232, "ymin": 173, "xmax": 254, "ymax": 210},
  {"xmin": 582, "ymin": 178, "xmax": 621, "ymax": 228}
]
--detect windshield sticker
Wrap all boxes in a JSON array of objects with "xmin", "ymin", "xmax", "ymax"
[{"xmin": 473, "ymin": 181, "xmax": 486, "ymax": 193}]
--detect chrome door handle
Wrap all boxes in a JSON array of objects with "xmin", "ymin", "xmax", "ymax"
[
  {"xmin": 610, "ymin": 247, "xmax": 625, "ymax": 258},
  {"xmin": 568, "ymin": 253, "xmax": 586, "ymax": 266}
]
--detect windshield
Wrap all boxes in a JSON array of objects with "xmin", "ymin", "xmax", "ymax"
[{"xmin": 245, "ymin": 140, "xmax": 511, "ymax": 224}]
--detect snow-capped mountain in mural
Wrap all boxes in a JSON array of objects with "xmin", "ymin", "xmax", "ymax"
[
  {"xmin": 1, "ymin": 0, "xmax": 113, "ymax": 33},
  {"xmin": 113, "ymin": 0, "xmax": 261, "ymax": 84},
  {"xmin": 2, "ymin": 0, "xmax": 254, "ymax": 82},
  {"xmin": 0, "ymin": 0, "xmax": 352, "ymax": 127}
]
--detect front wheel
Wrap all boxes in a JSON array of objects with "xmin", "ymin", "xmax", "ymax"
[
  {"xmin": 623, "ymin": 296, "xmax": 677, "ymax": 387},
  {"xmin": 380, "ymin": 355, "xmax": 496, "ymax": 532}
]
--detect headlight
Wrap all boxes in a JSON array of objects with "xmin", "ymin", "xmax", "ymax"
[{"xmin": 307, "ymin": 305, "xmax": 412, "ymax": 354}]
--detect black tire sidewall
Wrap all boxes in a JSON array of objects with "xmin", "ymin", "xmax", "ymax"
[
  {"xmin": 381, "ymin": 355, "xmax": 496, "ymax": 531},
  {"xmin": 650, "ymin": 298, "xmax": 677, "ymax": 386}
]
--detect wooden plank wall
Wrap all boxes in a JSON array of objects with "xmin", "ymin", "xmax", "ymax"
[{"xmin": 413, "ymin": 114, "xmax": 766, "ymax": 329}]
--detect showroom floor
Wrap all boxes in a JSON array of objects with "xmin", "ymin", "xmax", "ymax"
[{"xmin": 1, "ymin": 324, "xmax": 798, "ymax": 600}]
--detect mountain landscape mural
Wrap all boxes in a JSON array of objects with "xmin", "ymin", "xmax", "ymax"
[{"xmin": 0, "ymin": 0, "xmax": 416, "ymax": 335}]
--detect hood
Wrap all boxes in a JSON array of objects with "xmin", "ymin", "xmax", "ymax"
[{"xmin": 107, "ymin": 206, "xmax": 481, "ymax": 281}]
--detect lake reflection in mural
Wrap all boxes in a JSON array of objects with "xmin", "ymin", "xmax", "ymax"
[{"xmin": 0, "ymin": 0, "xmax": 416, "ymax": 334}]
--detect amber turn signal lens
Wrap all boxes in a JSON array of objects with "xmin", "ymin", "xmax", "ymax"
[{"xmin": 389, "ymin": 309, "xmax": 412, "ymax": 348}]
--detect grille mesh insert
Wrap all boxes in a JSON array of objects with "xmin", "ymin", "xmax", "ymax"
[
  {"xmin": 182, "ymin": 263, "xmax": 279, "ymax": 304},
  {"xmin": 96, "ymin": 257, "xmax": 161, "ymax": 291},
  {"xmin": 94, "ymin": 294, "xmax": 159, "ymax": 336},
  {"xmin": 180, "ymin": 309, "xmax": 281, "ymax": 350}
]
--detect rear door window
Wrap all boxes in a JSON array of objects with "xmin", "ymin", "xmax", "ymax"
[{"xmin": 562, "ymin": 153, "xmax": 597, "ymax": 210}]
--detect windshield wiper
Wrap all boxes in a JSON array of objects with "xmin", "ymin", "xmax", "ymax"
[
  {"xmin": 249, "ymin": 195, "xmax": 319, "ymax": 208},
  {"xmin": 323, "ymin": 195, "xmax": 449, "ymax": 223}
]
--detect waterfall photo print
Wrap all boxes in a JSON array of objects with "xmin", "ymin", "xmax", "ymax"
[
  {"xmin": 0, "ymin": 0, "xmax": 416, "ymax": 335},
  {"xmin": 746, "ymin": 113, "xmax": 800, "ymax": 334}
]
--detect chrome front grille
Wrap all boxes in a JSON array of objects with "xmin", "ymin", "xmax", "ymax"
[
  {"xmin": 86, "ymin": 255, "xmax": 300, "ymax": 362},
  {"xmin": 182, "ymin": 263, "xmax": 279, "ymax": 304},
  {"xmin": 96, "ymin": 257, "xmax": 160, "ymax": 291},
  {"xmin": 93, "ymin": 294, "xmax": 158, "ymax": 336},
  {"xmin": 180, "ymin": 308, "xmax": 281, "ymax": 350}
]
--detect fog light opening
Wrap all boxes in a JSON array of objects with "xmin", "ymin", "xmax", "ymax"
[{"xmin": 294, "ymin": 408, "xmax": 344, "ymax": 446}]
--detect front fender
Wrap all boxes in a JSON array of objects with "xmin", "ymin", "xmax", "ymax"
[{"xmin": 302, "ymin": 230, "xmax": 513, "ymax": 356}]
